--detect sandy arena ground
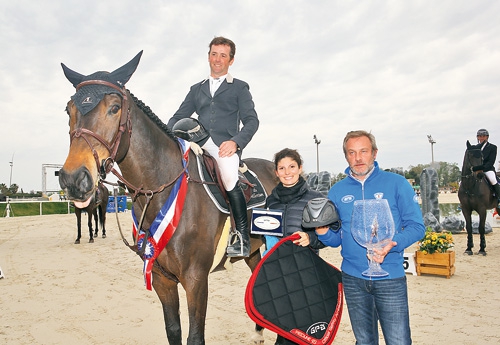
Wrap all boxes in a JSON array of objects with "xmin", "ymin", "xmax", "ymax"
[{"xmin": 1, "ymin": 198, "xmax": 499, "ymax": 344}]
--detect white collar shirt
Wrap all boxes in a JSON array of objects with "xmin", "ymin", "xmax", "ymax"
[{"xmin": 209, "ymin": 74, "xmax": 226, "ymax": 96}]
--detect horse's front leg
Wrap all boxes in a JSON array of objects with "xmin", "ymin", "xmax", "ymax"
[
  {"xmin": 86, "ymin": 211, "xmax": 94, "ymax": 243},
  {"xmin": 152, "ymin": 271, "xmax": 182, "ymax": 345},
  {"xmin": 184, "ymin": 277, "xmax": 209, "ymax": 345},
  {"xmin": 100, "ymin": 207, "xmax": 107, "ymax": 238},
  {"xmin": 463, "ymin": 209, "xmax": 474, "ymax": 255},
  {"xmin": 93, "ymin": 209, "xmax": 99, "ymax": 238},
  {"xmin": 477, "ymin": 210, "xmax": 487, "ymax": 255},
  {"xmin": 75, "ymin": 209, "xmax": 82, "ymax": 244},
  {"xmin": 252, "ymin": 324, "xmax": 265, "ymax": 345}
]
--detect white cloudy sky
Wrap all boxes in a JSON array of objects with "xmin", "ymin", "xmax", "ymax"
[{"xmin": 1, "ymin": 0, "xmax": 499, "ymax": 193}]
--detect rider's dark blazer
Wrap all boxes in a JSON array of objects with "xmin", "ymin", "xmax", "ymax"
[
  {"xmin": 167, "ymin": 73, "xmax": 259, "ymax": 154},
  {"xmin": 472, "ymin": 141, "xmax": 498, "ymax": 172}
]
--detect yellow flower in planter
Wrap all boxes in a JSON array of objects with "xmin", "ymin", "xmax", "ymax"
[{"xmin": 418, "ymin": 228, "xmax": 454, "ymax": 254}]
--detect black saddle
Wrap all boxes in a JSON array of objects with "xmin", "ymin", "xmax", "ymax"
[{"xmin": 195, "ymin": 151, "xmax": 267, "ymax": 214}]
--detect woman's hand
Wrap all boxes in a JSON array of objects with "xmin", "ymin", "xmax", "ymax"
[{"xmin": 292, "ymin": 231, "xmax": 310, "ymax": 247}]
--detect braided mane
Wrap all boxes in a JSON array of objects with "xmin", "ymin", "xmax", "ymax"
[{"xmin": 129, "ymin": 91, "xmax": 176, "ymax": 140}]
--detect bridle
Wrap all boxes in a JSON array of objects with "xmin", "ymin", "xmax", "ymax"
[
  {"xmin": 69, "ymin": 79, "xmax": 191, "ymax": 253},
  {"xmin": 70, "ymin": 79, "xmax": 190, "ymax": 197},
  {"xmin": 461, "ymin": 149, "xmax": 483, "ymax": 180},
  {"xmin": 71, "ymin": 80, "xmax": 132, "ymax": 179}
]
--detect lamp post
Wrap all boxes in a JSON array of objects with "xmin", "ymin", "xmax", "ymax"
[
  {"xmin": 313, "ymin": 135, "xmax": 321, "ymax": 174},
  {"xmin": 9, "ymin": 158, "xmax": 13, "ymax": 188},
  {"xmin": 5, "ymin": 154, "xmax": 14, "ymax": 217},
  {"xmin": 427, "ymin": 135, "xmax": 436, "ymax": 164}
]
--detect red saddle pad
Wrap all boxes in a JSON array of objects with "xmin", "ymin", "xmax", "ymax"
[{"xmin": 245, "ymin": 234, "xmax": 343, "ymax": 345}]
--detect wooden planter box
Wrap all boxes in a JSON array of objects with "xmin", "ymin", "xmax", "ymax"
[{"xmin": 415, "ymin": 251, "xmax": 455, "ymax": 279}]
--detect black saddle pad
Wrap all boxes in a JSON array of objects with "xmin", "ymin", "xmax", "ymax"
[
  {"xmin": 245, "ymin": 235, "xmax": 343, "ymax": 345},
  {"xmin": 196, "ymin": 155, "xmax": 267, "ymax": 214}
]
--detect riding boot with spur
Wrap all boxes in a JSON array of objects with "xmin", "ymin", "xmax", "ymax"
[{"xmin": 226, "ymin": 183, "xmax": 250, "ymax": 257}]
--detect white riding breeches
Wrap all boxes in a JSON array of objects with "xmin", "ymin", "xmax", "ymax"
[
  {"xmin": 202, "ymin": 137, "xmax": 240, "ymax": 190},
  {"xmin": 484, "ymin": 170, "xmax": 498, "ymax": 185}
]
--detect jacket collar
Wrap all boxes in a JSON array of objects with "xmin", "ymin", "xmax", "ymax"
[
  {"xmin": 346, "ymin": 161, "xmax": 379, "ymax": 182},
  {"xmin": 201, "ymin": 73, "xmax": 234, "ymax": 84}
]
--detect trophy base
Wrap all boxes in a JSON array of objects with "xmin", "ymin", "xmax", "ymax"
[{"xmin": 361, "ymin": 267, "xmax": 389, "ymax": 278}]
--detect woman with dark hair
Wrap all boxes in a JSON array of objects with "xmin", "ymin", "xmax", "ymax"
[
  {"xmin": 263, "ymin": 148, "xmax": 326, "ymax": 255},
  {"xmin": 259, "ymin": 148, "xmax": 327, "ymax": 345}
]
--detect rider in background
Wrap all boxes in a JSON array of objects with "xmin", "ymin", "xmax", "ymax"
[{"xmin": 473, "ymin": 128, "xmax": 500, "ymax": 206}]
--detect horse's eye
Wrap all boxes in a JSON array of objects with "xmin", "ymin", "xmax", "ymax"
[{"xmin": 111, "ymin": 104, "xmax": 121, "ymax": 114}]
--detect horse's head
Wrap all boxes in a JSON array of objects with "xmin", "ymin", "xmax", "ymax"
[
  {"xmin": 59, "ymin": 51, "xmax": 143, "ymax": 203},
  {"xmin": 462, "ymin": 140, "xmax": 484, "ymax": 176}
]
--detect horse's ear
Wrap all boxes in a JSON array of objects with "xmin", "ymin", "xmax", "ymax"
[
  {"xmin": 61, "ymin": 63, "xmax": 85, "ymax": 88},
  {"xmin": 466, "ymin": 140, "xmax": 471, "ymax": 149},
  {"xmin": 108, "ymin": 50, "xmax": 143, "ymax": 87}
]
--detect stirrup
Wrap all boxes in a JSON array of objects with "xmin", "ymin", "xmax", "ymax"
[{"xmin": 226, "ymin": 229, "xmax": 249, "ymax": 257}]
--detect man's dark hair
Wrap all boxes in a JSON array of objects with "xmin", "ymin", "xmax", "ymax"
[{"xmin": 209, "ymin": 36, "xmax": 236, "ymax": 60}]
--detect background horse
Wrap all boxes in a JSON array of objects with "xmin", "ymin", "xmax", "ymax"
[
  {"xmin": 458, "ymin": 141, "xmax": 500, "ymax": 255},
  {"xmin": 72, "ymin": 182, "xmax": 108, "ymax": 244},
  {"xmin": 57, "ymin": 52, "xmax": 278, "ymax": 345}
]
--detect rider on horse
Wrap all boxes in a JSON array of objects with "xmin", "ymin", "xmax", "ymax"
[
  {"xmin": 472, "ymin": 128, "xmax": 500, "ymax": 206},
  {"xmin": 167, "ymin": 37, "xmax": 259, "ymax": 257}
]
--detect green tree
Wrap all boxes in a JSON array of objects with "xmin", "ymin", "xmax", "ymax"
[
  {"xmin": 331, "ymin": 172, "xmax": 347, "ymax": 186},
  {"xmin": 435, "ymin": 161, "xmax": 460, "ymax": 187},
  {"xmin": 405, "ymin": 164, "xmax": 429, "ymax": 186},
  {"xmin": 0, "ymin": 183, "xmax": 8, "ymax": 195},
  {"xmin": 8, "ymin": 184, "xmax": 19, "ymax": 194}
]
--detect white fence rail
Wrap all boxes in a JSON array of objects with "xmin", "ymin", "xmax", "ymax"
[{"xmin": 0, "ymin": 199, "xmax": 72, "ymax": 217}]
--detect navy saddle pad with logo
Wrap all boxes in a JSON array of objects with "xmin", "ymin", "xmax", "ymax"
[{"xmin": 245, "ymin": 235, "xmax": 343, "ymax": 345}]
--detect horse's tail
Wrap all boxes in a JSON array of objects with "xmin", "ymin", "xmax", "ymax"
[{"xmin": 98, "ymin": 204, "xmax": 105, "ymax": 228}]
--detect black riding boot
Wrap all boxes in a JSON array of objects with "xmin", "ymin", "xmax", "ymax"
[
  {"xmin": 226, "ymin": 184, "xmax": 250, "ymax": 257},
  {"xmin": 494, "ymin": 184, "xmax": 500, "ymax": 206}
]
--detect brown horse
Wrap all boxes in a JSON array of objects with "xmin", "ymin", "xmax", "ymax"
[
  {"xmin": 458, "ymin": 141, "xmax": 500, "ymax": 256},
  {"xmin": 72, "ymin": 182, "xmax": 108, "ymax": 244},
  {"xmin": 58, "ymin": 51, "xmax": 278, "ymax": 344}
]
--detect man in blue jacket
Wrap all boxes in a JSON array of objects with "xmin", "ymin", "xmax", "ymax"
[
  {"xmin": 167, "ymin": 37, "xmax": 259, "ymax": 257},
  {"xmin": 316, "ymin": 130, "xmax": 425, "ymax": 345}
]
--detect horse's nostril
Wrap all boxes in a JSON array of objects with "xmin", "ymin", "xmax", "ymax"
[
  {"xmin": 58, "ymin": 169, "xmax": 69, "ymax": 189},
  {"xmin": 58, "ymin": 166, "xmax": 95, "ymax": 200}
]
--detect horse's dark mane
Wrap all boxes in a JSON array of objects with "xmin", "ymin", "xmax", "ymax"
[{"xmin": 129, "ymin": 91, "xmax": 176, "ymax": 140}]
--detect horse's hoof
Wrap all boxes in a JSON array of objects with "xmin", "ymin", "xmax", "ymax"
[
  {"xmin": 251, "ymin": 334, "xmax": 265, "ymax": 345},
  {"xmin": 464, "ymin": 250, "xmax": 473, "ymax": 255},
  {"xmin": 74, "ymin": 239, "xmax": 80, "ymax": 244},
  {"xmin": 477, "ymin": 250, "xmax": 487, "ymax": 256},
  {"xmin": 89, "ymin": 238, "xmax": 94, "ymax": 243},
  {"xmin": 102, "ymin": 234, "xmax": 106, "ymax": 239}
]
